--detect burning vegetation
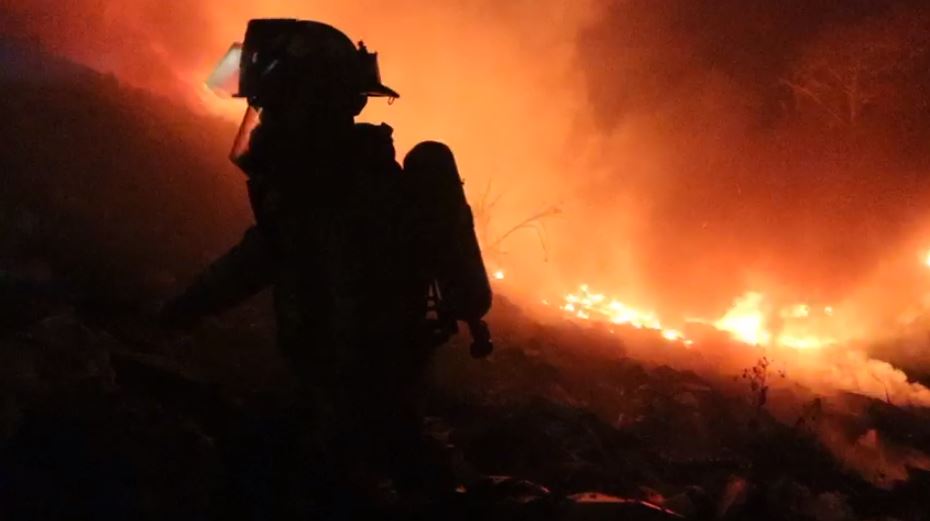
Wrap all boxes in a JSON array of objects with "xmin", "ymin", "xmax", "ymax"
[{"xmin": 4, "ymin": 0, "xmax": 930, "ymax": 519}]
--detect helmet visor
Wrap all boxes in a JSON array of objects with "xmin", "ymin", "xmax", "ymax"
[{"xmin": 206, "ymin": 43, "xmax": 244, "ymax": 97}]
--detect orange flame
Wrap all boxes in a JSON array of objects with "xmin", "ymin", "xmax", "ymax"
[
  {"xmin": 713, "ymin": 292, "xmax": 771, "ymax": 346},
  {"xmin": 558, "ymin": 284, "xmax": 692, "ymax": 346},
  {"xmin": 551, "ymin": 284, "xmax": 841, "ymax": 352}
]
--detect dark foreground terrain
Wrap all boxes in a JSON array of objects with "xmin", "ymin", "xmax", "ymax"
[
  {"xmin": 3, "ymin": 284, "xmax": 930, "ymax": 520},
  {"xmin": 2, "ymin": 42, "xmax": 930, "ymax": 520}
]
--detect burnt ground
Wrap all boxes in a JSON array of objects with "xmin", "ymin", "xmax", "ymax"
[{"xmin": 2, "ymin": 42, "xmax": 930, "ymax": 520}]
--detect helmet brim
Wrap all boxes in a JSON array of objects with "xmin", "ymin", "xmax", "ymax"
[{"xmin": 365, "ymin": 83, "xmax": 400, "ymax": 99}]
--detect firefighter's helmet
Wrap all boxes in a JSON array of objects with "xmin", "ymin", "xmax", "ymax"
[
  {"xmin": 207, "ymin": 19, "xmax": 399, "ymax": 107},
  {"xmin": 207, "ymin": 19, "xmax": 400, "ymax": 166}
]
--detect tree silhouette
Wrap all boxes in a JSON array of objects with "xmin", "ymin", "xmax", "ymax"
[{"xmin": 781, "ymin": 8, "xmax": 930, "ymax": 126}]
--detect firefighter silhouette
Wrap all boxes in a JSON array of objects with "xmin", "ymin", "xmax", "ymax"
[{"xmin": 160, "ymin": 19, "xmax": 492, "ymax": 503}]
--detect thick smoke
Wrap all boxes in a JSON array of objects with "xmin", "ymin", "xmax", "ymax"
[
  {"xmin": 0, "ymin": 0, "xmax": 217, "ymax": 96},
  {"xmin": 572, "ymin": 0, "xmax": 930, "ymax": 316},
  {"xmin": 6, "ymin": 0, "xmax": 930, "ymax": 331}
]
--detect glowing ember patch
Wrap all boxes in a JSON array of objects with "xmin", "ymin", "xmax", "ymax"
[
  {"xmin": 553, "ymin": 284, "xmax": 837, "ymax": 351},
  {"xmin": 558, "ymin": 284, "xmax": 689, "ymax": 344}
]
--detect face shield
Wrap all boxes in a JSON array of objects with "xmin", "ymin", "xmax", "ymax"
[
  {"xmin": 205, "ymin": 43, "xmax": 243, "ymax": 98},
  {"xmin": 229, "ymin": 105, "xmax": 261, "ymax": 166},
  {"xmin": 206, "ymin": 42, "xmax": 264, "ymax": 168}
]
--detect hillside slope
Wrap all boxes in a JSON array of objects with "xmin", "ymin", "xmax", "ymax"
[{"xmin": 0, "ymin": 40, "xmax": 251, "ymax": 298}]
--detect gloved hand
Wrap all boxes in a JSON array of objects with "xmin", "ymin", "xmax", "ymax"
[{"xmin": 467, "ymin": 319, "xmax": 493, "ymax": 359}]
